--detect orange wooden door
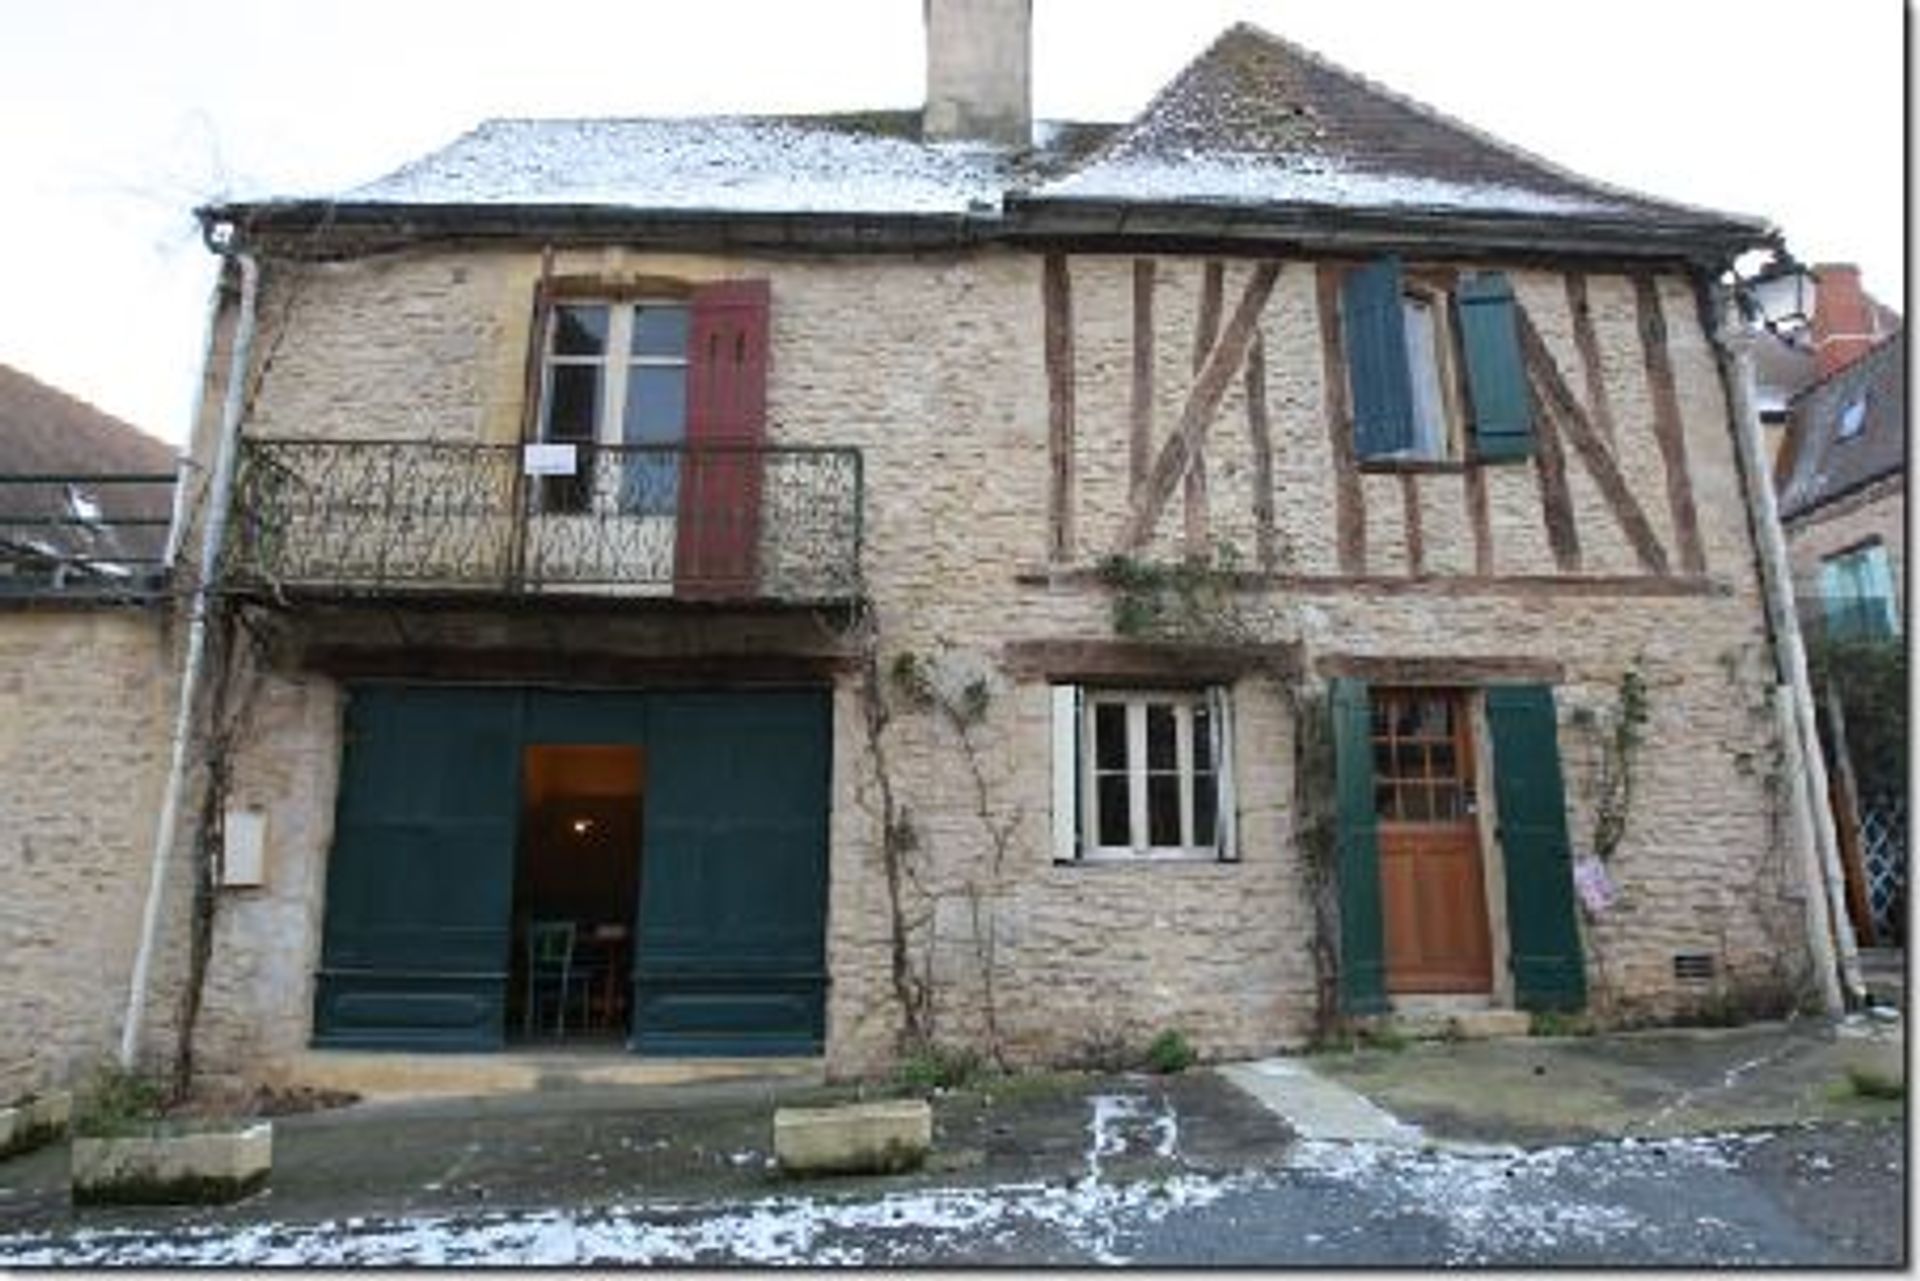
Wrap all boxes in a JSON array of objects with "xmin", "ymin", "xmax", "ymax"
[{"xmin": 1372, "ymin": 689, "xmax": 1493, "ymax": 994}]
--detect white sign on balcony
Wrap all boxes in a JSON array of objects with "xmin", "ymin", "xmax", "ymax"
[{"xmin": 522, "ymin": 443, "xmax": 578, "ymax": 476}]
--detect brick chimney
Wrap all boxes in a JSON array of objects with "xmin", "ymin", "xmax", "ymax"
[
  {"xmin": 923, "ymin": 0, "xmax": 1032, "ymax": 147},
  {"xmin": 1811, "ymin": 263, "xmax": 1880, "ymax": 380}
]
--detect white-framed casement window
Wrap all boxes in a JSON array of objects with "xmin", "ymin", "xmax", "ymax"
[
  {"xmin": 1052, "ymin": 686, "xmax": 1237, "ymax": 862},
  {"xmin": 538, "ymin": 301, "xmax": 690, "ymax": 514},
  {"xmin": 1819, "ymin": 539, "xmax": 1899, "ymax": 639}
]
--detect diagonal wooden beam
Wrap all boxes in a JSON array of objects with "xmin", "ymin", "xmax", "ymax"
[
  {"xmin": 1633, "ymin": 274, "xmax": 1707, "ymax": 575},
  {"xmin": 1119, "ymin": 261, "xmax": 1280, "ymax": 553},
  {"xmin": 1564, "ymin": 273, "xmax": 1618, "ymax": 444},
  {"xmin": 1516, "ymin": 305, "xmax": 1670, "ymax": 575},
  {"xmin": 1529, "ymin": 374, "xmax": 1583, "ymax": 572}
]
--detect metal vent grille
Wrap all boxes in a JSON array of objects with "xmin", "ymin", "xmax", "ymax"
[{"xmin": 1673, "ymin": 953, "xmax": 1717, "ymax": 983}]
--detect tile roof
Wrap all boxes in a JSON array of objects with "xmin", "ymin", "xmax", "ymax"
[
  {"xmin": 1777, "ymin": 336, "xmax": 1907, "ymax": 522},
  {"xmin": 1025, "ymin": 23, "xmax": 1756, "ymax": 230},
  {"xmin": 0, "ymin": 362, "xmax": 177, "ymax": 574},
  {"xmin": 208, "ymin": 23, "xmax": 1768, "ymax": 257}
]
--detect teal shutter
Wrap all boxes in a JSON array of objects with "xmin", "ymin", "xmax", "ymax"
[
  {"xmin": 1342, "ymin": 257, "xmax": 1416, "ymax": 460},
  {"xmin": 1486, "ymin": 685, "xmax": 1588, "ymax": 1011},
  {"xmin": 1457, "ymin": 272, "xmax": 1533, "ymax": 461},
  {"xmin": 314, "ymin": 686, "xmax": 524, "ymax": 1049},
  {"xmin": 1330, "ymin": 678, "xmax": 1389, "ymax": 1013}
]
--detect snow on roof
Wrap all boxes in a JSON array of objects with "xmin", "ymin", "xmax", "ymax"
[
  {"xmin": 1026, "ymin": 23, "xmax": 1758, "ymax": 230},
  {"xmin": 346, "ymin": 116, "xmax": 1019, "ymax": 216},
  {"xmin": 1040, "ymin": 151, "xmax": 1630, "ymax": 217}
]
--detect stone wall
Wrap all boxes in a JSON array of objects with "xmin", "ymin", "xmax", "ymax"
[
  {"xmin": 149, "ymin": 243, "xmax": 1810, "ymax": 1081},
  {"xmin": 0, "ymin": 609, "xmax": 180, "ymax": 1098}
]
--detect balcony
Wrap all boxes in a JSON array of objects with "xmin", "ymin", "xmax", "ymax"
[
  {"xmin": 0, "ymin": 473, "xmax": 175, "ymax": 600},
  {"xmin": 227, "ymin": 438, "xmax": 862, "ymax": 604}
]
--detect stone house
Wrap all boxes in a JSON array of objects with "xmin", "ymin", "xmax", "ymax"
[{"xmin": 3, "ymin": 10, "xmax": 1847, "ymax": 1093}]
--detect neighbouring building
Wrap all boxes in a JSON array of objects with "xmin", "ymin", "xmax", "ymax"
[
  {"xmin": 0, "ymin": 365, "xmax": 179, "ymax": 1095},
  {"xmin": 2, "ymin": 12, "xmax": 1844, "ymax": 1094}
]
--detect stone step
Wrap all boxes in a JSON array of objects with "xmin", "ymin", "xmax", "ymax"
[{"xmin": 1387, "ymin": 1006, "xmax": 1532, "ymax": 1041}]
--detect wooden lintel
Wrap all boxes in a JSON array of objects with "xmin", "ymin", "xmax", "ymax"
[
  {"xmin": 1002, "ymin": 637, "xmax": 1300, "ymax": 684},
  {"xmin": 299, "ymin": 645, "xmax": 854, "ymax": 685},
  {"xmin": 1244, "ymin": 330, "xmax": 1278, "ymax": 572},
  {"xmin": 1129, "ymin": 258, "xmax": 1155, "ymax": 502},
  {"xmin": 1043, "ymin": 253, "xmax": 1076, "ymax": 562},
  {"xmin": 1518, "ymin": 305, "xmax": 1670, "ymax": 575},
  {"xmin": 1633, "ymin": 274, "xmax": 1707, "ymax": 575},
  {"xmin": 542, "ymin": 273, "xmax": 697, "ymax": 301},
  {"xmin": 1314, "ymin": 263, "xmax": 1367, "ymax": 573},
  {"xmin": 1120, "ymin": 260, "xmax": 1280, "ymax": 553},
  {"xmin": 1314, "ymin": 653, "xmax": 1567, "ymax": 685}
]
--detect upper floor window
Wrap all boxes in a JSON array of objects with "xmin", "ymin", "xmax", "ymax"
[
  {"xmin": 1343, "ymin": 258, "xmax": 1532, "ymax": 466},
  {"xmin": 539, "ymin": 301, "xmax": 690, "ymax": 514},
  {"xmin": 1819, "ymin": 540, "xmax": 1899, "ymax": 639}
]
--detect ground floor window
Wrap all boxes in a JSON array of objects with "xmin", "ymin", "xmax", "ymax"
[{"xmin": 1054, "ymin": 686, "xmax": 1236, "ymax": 862}]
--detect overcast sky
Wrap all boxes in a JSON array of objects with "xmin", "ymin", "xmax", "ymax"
[{"xmin": 1, "ymin": 0, "xmax": 1904, "ymax": 447}]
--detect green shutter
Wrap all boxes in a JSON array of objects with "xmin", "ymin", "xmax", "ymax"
[
  {"xmin": 1486, "ymin": 685, "xmax": 1588, "ymax": 1011},
  {"xmin": 314, "ymin": 686, "xmax": 524, "ymax": 1049},
  {"xmin": 1342, "ymin": 258, "xmax": 1416, "ymax": 460},
  {"xmin": 1330, "ymin": 678, "xmax": 1389, "ymax": 1013},
  {"xmin": 1457, "ymin": 272, "xmax": 1533, "ymax": 461}
]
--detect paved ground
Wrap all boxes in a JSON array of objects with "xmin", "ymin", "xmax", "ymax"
[{"xmin": 0, "ymin": 1016, "xmax": 1904, "ymax": 1266}]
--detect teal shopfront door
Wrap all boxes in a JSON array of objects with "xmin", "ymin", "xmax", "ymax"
[{"xmin": 311, "ymin": 684, "xmax": 830, "ymax": 1054}]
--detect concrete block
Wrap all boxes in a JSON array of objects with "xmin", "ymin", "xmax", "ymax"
[
  {"xmin": 774, "ymin": 1100, "xmax": 931, "ymax": 1175},
  {"xmin": 0, "ymin": 1089, "xmax": 71, "ymax": 1159},
  {"xmin": 71, "ymin": 1122, "xmax": 272, "ymax": 1205}
]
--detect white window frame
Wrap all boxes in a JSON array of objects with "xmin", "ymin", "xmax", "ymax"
[
  {"xmin": 539, "ymin": 300, "xmax": 690, "ymax": 449},
  {"xmin": 1067, "ymin": 687, "xmax": 1235, "ymax": 863}
]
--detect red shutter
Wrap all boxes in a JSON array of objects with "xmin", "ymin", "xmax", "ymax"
[{"xmin": 675, "ymin": 280, "xmax": 770, "ymax": 598}]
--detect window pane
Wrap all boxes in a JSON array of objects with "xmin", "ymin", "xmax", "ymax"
[
  {"xmin": 1401, "ymin": 784, "xmax": 1432, "ymax": 822},
  {"xmin": 1094, "ymin": 704, "xmax": 1127, "ymax": 771},
  {"xmin": 631, "ymin": 305, "xmax": 689, "ymax": 358},
  {"xmin": 554, "ymin": 305, "xmax": 608, "ymax": 357},
  {"xmin": 1429, "ymin": 740, "xmax": 1457, "ymax": 780},
  {"xmin": 1147, "ymin": 774, "xmax": 1181, "ymax": 846},
  {"xmin": 623, "ymin": 366, "xmax": 687, "ymax": 443},
  {"xmin": 1097, "ymin": 775, "xmax": 1131, "ymax": 847},
  {"xmin": 1375, "ymin": 781, "xmax": 1397, "ymax": 819},
  {"xmin": 1373, "ymin": 740, "xmax": 1395, "ymax": 778},
  {"xmin": 1146, "ymin": 704, "xmax": 1178, "ymax": 770},
  {"xmin": 1194, "ymin": 772, "xmax": 1217, "ymax": 846},
  {"xmin": 544, "ymin": 365, "xmax": 600, "ymax": 442},
  {"xmin": 1193, "ymin": 703, "xmax": 1213, "ymax": 772},
  {"xmin": 1433, "ymin": 786, "xmax": 1462, "ymax": 821},
  {"xmin": 1393, "ymin": 742, "xmax": 1425, "ymax": 780},
  {"xmin": 1401, "ymin": 297, "xmax": 1446, "ymax": 459}
]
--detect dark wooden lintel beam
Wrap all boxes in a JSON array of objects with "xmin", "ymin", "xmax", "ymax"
[
  {"xmin": 1002, "ymin": 636, "xmax": 1300, "ymax": 684},
  {"xmin": 1314, "ymin": 653, "xmax": 1568, "ymax": 684}
]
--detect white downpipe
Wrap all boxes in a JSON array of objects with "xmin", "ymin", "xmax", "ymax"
[
  {"xmin": 119, "ymin": 252, "xmax": 260, "ymax": 1070},
  {"xmin": 159, "ymin": 275, "xmax": 228, "ymax": 571},
  {"xmin": 1717, "ymin": 303, "xmax": 1861, "ymax": 1015}
]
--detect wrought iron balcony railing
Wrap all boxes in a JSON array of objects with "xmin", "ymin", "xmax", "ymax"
[
  {"xmin": 228, "ymin": 438, "xmax": 862, "ymax": 603},
  {"xmin": 0, "ymin": 473, "xmax": 176, "ymax": 599}
]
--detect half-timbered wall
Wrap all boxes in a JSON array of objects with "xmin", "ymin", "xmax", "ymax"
[{"xmin": 141, "ymin": 242, "xmax": 1804, "ymax": 1081}]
